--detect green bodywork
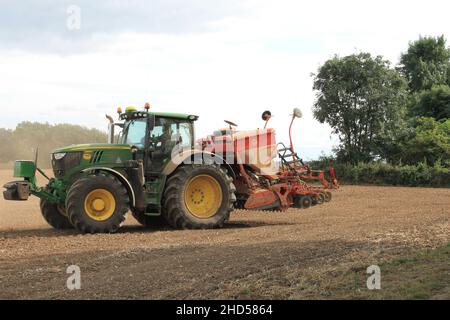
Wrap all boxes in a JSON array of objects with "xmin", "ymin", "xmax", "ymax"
[
  {"xmin": 12, "ymin": 110, "xmax": 198, "ymax": 215},
  {"xmin": 14, "ymin": 160, "xmax": 36, "ymax": 178},
  {"xmin": 141, "ymin": 111, "xmax": 196, "ymax": 120}
]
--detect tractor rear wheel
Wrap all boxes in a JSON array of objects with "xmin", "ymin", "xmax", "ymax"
[
  {"xmin": 40, "ymin": 199, "xmax": 73, "ymax": 229},
  {"xmin": 162, "ymin": 164, "xmax": 236, "ymax": 229},
  {"xmin": 132, "ymin": 210, "xmax": 168, "ymax": 228},
  {"xmin": 66, "ymin": 174, "xmax": 129, "ymax": 234}
]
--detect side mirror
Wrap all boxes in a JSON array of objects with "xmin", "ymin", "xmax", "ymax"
[{"xmin": 293, "ymin": 108, "xmax": 303, "ymax": 119}]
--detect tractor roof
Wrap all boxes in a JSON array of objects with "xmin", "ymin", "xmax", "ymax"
[
  {"xmin": 151, "ymin": 111, "xmax": 198, "ymax": 120},
  {"xmin": 120, "ymin": 109, "xmax": 198, "ymax": 121}
]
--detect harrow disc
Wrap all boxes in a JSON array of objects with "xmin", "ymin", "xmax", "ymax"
[
  {"xmin": 323, "ymin": 191, "xmax": 332, "ymax": 202},
  {"xmin": 317, "ymin": 193, "xmax": 325, "ymax": 204},
  {"xmin": 311, "ymin": 193, "xmax": 324, "ymax": 206}
]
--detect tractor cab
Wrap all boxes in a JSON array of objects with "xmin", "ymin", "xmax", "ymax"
[{"xmin": 109, "ymin": 106, "xmax": 199, "ymax": 173}]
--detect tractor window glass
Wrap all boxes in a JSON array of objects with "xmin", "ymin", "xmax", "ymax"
[
  {"xmin": 150, "ymin": 118, "xmax": 193, "ymax": 152},
  {"xmin": 173, "ymin": 122, "xmax": 193, "ymax": 148},
  {"xmin": 125, "ymin": 119, "xmax": 147, "ymax": 148},
  {"xmin": 150, "ymin": 118, "xmax": 169, "ymax": 148}
]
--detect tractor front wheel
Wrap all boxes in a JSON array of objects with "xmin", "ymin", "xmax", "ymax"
[
  {"xmin": 162, "ymin": 164, "xmax": 236, "ymax": 229},
  {"xmin": 40, "ymin": 199, "xmax": 73, "ymax": 229},
  {"xmin": 66, "ymin": 174, "xmax": 129, "ymax": 233}
]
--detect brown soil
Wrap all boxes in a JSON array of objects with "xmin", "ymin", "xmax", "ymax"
[{"xmin": 0, "ymin": 170, "xmax": 448, "ymax": 299}]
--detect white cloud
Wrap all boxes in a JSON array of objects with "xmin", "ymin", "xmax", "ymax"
[{"xmin": 1, "ymin": 0, "xmax": 449, "ymax": 159}]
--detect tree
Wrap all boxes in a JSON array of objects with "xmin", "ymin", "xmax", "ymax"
[
  {"xmin": 410, "ymin": 84, "xmax": 450, "ymax": 120},
  {"xmin": 399, "ymin": 35, "xmax": 450, "ymax": 92},
  {"xmin": 0, "ymin": 128, "xmax": 16, "ymax": 163},
  {"xmin": 399, "ymin": 117, "xmax": 450, "ymax": 166},
  {"xmin": 312, "ymin": 53, "xmax": 407, "ymax": 164}
]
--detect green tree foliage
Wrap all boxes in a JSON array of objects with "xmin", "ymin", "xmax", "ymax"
[
  {"xmin": 351, "ymin": 116, "xmax": 450, "ymax": 168},
  {"xmin": 410, "ymin": 84, "xmax": 450, "ymax": 120},
  {"xmin": 308, "ymin": 154, "xmax": 450, "ymax": 187},
  {"xmin": 312, "ymin": 53, "xmax": 407, "ymax": 164},
  {"xmin": 400, "ymin": 117, "xmax": 450, "ymax": 166},
  {"xmin": 400, "ymin": 35, "xmax": 450, "ymax": 92},
  {"xmin": 333, "ymin": 161, "xmax": 450, "ymax": 187},
  {"xmin": 311, "ymin": 36, "xmax": 450, "ymax": 186},
  {"xmin": 0, "ymin": 122, "xmax": 107, "ymax": 168}
]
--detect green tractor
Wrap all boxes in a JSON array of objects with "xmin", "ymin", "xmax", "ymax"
[{"xmin": 3, "ymin": 106, "xmax": 237, "ymax": 233}]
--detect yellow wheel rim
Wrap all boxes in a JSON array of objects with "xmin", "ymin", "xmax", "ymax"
[
  {"xmin": 84, "ymin": 189, "xmax": 116, "ymax": 221},
  {"xmin": 184, "ymin": 175, "xmax": 223, "ymax": 219}
]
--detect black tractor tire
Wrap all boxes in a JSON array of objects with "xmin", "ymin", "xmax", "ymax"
[
  {"xmin": 40, "ymin": 199, "xmax": 73, "ymax": 229},
  {"xmin": 324, "ymin": 191, "xmax": 332, "ymax": 202},
  {"xmin": 132, "ymin": 210, "xmax": 168, "ymax": 228},
  {"xmin": 162, "ymin": 164, "xmax": 236, "ymax": 229},
  {"xmin": 66, "ymin": 174, "xmax": 129, "ymax": 234}
]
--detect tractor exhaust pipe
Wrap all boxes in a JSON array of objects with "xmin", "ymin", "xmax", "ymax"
[{"xmin": 106, "ymin": 114, "xmax": 115, "ymax": 144}]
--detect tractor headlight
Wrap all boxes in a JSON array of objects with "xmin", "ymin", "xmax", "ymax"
[{"xmin": 53, "ymin": 153, "xmax": 67, "ymax": 161}]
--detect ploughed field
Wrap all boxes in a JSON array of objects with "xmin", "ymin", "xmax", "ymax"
[{"xmin": 0, "ymin": 169, "xmax": 448, "ymax": 299}]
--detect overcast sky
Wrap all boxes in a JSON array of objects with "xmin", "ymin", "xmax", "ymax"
[{"xmin": 1, "ymin": 0, "xmax": 449, "ymax": 159}]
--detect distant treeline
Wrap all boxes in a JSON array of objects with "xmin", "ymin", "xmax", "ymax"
[
  {"xmin": 309, "ymin": 158, "xmax": 450, "ymax": 188},
  {"xmin": 0, "ymin": 122, "xmax": 107, "ymax": 168}
]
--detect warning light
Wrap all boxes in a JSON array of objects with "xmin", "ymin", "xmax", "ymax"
[
  {"xmin": 117, "ymin": 107, "xmax": 123, "ymax": 114},
  {"xmin": 125, "ymin": 106, "xmax": 137, "ymax": 113},
  {"xmin": 145, "ymin": 102, "xmax": 151, "ymax": 111}
]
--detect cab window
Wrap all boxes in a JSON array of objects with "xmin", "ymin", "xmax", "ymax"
[
  {"xmin": 124, "ymin": 119, "xmax": 147, "ymax": 148},
  {"xmin": 150, "ymin": 118, "xmax": 193, "ymax": 149}
]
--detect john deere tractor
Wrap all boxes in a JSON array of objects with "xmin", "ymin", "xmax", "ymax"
[{"xmin": 3, "ymin": 106, "xmax": 237, "ymax": 233}]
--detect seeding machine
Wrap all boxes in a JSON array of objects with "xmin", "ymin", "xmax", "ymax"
[{"xmin": 199, "ymin": 108, "xmax": 338, "ymax": 211}]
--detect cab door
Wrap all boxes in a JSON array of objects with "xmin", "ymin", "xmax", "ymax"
[{"xmin": 146, "ymin": 117, "xmax": 194, "ymax": 174}]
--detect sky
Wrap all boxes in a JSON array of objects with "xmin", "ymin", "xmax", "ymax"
[{"xmin": 0, "ymin": 0, "xmax": 449, "ymax": 160}]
